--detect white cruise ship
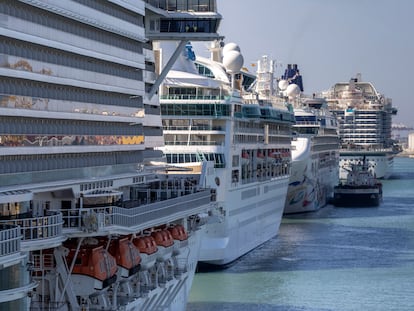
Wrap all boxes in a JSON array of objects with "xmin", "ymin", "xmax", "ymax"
[
  {"xmin": 280, "ymin": 65, "xmax": 340, "ymax": 214},
  {"xmin": 0, "ymin": 1, "xmax": 222, "ymax": 310},
  {"xmin": 321, "ymin": 74, "xmax": 398, "ymax": 179},
  {"xmin": 157, "ymin": 42, "xmax": 294, "ymax": 266}
]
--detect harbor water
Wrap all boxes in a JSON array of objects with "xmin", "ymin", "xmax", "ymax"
[{"xmin": 187, "ymin": 156, "xmax": 414, "ymax": 311}]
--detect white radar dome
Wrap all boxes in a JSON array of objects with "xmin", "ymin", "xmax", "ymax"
[
  {"xmin": 286, "ymin": 84, "xmax": 301, "ymax": 97},
  {"xmin": 222, "ymin": 42, "xmax": 241, "ymax": 55},
  {"xmin": 223, "ymin": 50, "xmax": 244, "ymax": 74},
  {"xmin": 278, "ymin": 80, "xmax": 289, "ymax": 91}
]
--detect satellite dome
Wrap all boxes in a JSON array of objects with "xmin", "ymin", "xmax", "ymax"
[
  {"xmin": 223, "ymin": 42, "xmax": 241, "ymax": 55},
  {"xmin": 286, "ymin": 84, "xmax": 301, "ymax": 97},
  {"xmin": 278, "ymin": 80, "xmax": 289, "ymax": 91},
  {"xmin": 223, "ymin": 50, "xmax": 244, "ymax": 73}
]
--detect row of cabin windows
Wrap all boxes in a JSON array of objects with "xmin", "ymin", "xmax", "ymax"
[
  {"xmin": 73, "ymin": 0, "xmax": 144, "ymax": 26},
  {"xmin": 0, "ymin": 36, "xmax": 142, "ymax": 80},
  {"xmin": 0, "ymin": 152, "xmax": 141, "ymax": 174},
  {"xmin": 0, "ymin": 117, "xmax": 142, "ymax": 136},
  {"xmin": 0, "ymin": 78, "xmax": 143, "ymax": 108},
  {"xmin": 1, "ymin": 0, "xmax": 142, "ymax": 52}
]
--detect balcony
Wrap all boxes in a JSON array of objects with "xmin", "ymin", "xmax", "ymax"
[
  {"xmin": 0, "ymin": 224, "xmax": 25, "ymax": 269},
  {"xmin": 0, "ymin": 211, "xmax": 65, "ymax": 252},
  {"xmin": 62, "ymin": 189, "xmax": 212, "ymax": 236}
]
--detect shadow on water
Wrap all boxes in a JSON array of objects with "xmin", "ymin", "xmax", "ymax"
[
  {"xmin": 211, "ymin": 190, "xmax": 414, "ymax": 274},
  {"xmin": 188, "ymin": 302, "xmax": 334, "ymax": 311}
]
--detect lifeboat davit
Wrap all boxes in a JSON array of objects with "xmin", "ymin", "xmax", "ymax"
[
  {"xmin": 65, "ymin": 244, "xmax": 118, "ymax": 296},
  {"xmin": 132, "ymin": 235, "xmax": 158, "ymax": 270},
  {"xmin": 168, "ymin": 224, "xmax": 189, "ymax": 254},
  {"xmin": 256, "ymin": 150, "xmax": 265, "ymax": 165},
  {"xmin": 241, "ymin": 151, "xmax": 250, "ymax": 165},
  {"xmin": 151, "ymin": 229, "xmax": 174, "ymax": 261},
  {"xmin": 106, "ymin": 237, "xmax": 141, "ymax": 278},
  {"xmin": 168, "ymin": 224, "xmax": 188, "ymax": 241}
]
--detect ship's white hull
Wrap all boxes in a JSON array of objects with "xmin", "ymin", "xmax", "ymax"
[
  {"xmin": 199, "ymin": 176, "xmax": 289, "ymax": 265},
  {"xmin": 339, "ymin": 152, "xmax": 394, "ymax": 179},
  {"xmin": 284, "ymin": 137, "xmax": 339, "ymax": 214}
]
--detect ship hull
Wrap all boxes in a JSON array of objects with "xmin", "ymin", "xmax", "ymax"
[
  {"xmin": 333, "ymin": 187, "xmax": 382, "ymax": 207},
  {"xmin": 284, "ymin": 137, "xmax": 339, "ymax": 214},
  {"xmin": 199, "ymin": 177, "xmax": 289, "ymax": 266}
]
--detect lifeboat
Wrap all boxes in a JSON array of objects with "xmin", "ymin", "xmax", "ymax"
[
  {"xmin": 151, "ymin": 229, "xmax": 174, "ymax": 261},
  {"xmin": 64, "ymin": 243, "xmax": 118, "ymax": 296},
  {"xmin": 270, "ymin": 150, "xmax": 281, "ymax": 163},
  {"xmin": 168, "ymin": 224, "xmax": 189, "ymax": 254},
  {"xmin": 132, "ymin": 235, "xmax": 158, "ymax": 270},
  {"xmin": 168, "ymin": 224, "xmax": 188, "ymax": 241},
  {"xmin": 106, "ymin": 237, "xmax": 141, "ymax": 278},
  {"xmin": 256, "ymin": 150, "xmax": 265, "ymax": 165},
  {"xmin": 241, "ymin": 151, "xmax": 250, "ymax": 165}
]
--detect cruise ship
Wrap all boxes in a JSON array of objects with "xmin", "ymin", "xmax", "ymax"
[
  {"xmin": 281, "ymin": 65, "xmax": 340, "ymax": 214},
  {"xmin": 0, "ymin": 1, "xmax": 221, "ymax": 310},
  {"xmin": 157, "ymin": 41, "xmax": 294, "ymax": 265},
  {"xmin": 321, "ymin": 74, "xmax": 398, "ymax": 179}
]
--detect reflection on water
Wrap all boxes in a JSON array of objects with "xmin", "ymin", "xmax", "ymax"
[{"xmin": 188, "ymin": 157, "xmax": 414, "ymax": 311}]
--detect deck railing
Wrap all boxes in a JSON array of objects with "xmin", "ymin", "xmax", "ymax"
[
  {"xmin": 0, "ymin": 224, "xmax": 21, "ymax": 257},
  {"xmin": 62, "ymin": 190, "xmax": 212, "ymax": 233},
  {"xmin": 0, "ymin": 211, "xmax": 63, "ymax": 242}
]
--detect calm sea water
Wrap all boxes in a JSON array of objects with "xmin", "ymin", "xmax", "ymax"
[{"xmin": 187, "ymin": 156, "xmax": 414, "ymax": 311}]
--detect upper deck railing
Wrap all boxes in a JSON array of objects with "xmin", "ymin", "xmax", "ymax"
[
  {"xmin": 0, "ymin": 224, "xmax": 21, "ymax": 257},
  {"xmin": 62, "ymin": 189, "xmax": 212, "ymax": 234},
  {"xmin": 0, "ymin": 211, "xmax": 63, "ymax": 242}
]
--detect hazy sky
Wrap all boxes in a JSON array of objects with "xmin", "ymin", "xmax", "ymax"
[{"xmin": 198, "ymin": 0, "xmax": 414, "ymax": 126}]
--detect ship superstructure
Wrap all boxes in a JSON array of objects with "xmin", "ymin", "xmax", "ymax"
[
  {"xmin": 321, "ymin": 74, "xmax": 398, "ymax": 179},
  {"xmin": 0, "ymin": 0, "xmax": 221, "ymax": 310},
  {"xmin": 157, "ymin": 42, "xmax": 294, "ymax": 265},
  {"xmin": 280, "ymin": 65, "xmax": 340, "ymax": 214}
]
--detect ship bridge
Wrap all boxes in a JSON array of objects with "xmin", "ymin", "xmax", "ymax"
[
  {"xmin": 144, "ymin": 0, "xmax": 223, "ymax": 98},
  {"xmin": 145, "ymin": 0, "xmax": 222, "ymax": 41}
]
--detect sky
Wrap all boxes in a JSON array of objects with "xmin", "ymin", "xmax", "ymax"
[{"xmin": 196, "ymin": 0, "xmax": 414, "ymax": 126}]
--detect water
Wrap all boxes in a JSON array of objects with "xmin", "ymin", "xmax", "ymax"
[{"xmin": 187, "ymin": 157, "xmax": 414, "ymax": 311}]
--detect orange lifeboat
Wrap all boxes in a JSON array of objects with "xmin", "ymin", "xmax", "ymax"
[
  {"xmin": 132, "ymin": 235, "xmax": 158, "ymax": 270},
  {"xmin": 107, "ymin": 237, "xmax": 141, "ymax": 278},
  {"xmin": 167, "ymin": 224, "xmax": 188, "ymax": 241},
  {"xmin": 133, "ymin": 235, "xmax": 158, "ymax": 255},
  {"xmin": 151, "ymin": 229, "xmax": 174, "ymax": 261},
  {"xmin": 151, "ymin": 229, "xmax": 174, "ymax": 248},
  {"xmin": 168, "ymin": 224, "xmax": 189, "ymax": 255},
  {"xmin": 241, "ymin": 151, "xmax": 250, "ymax": 165},
  {"xmin": 65, "ymin": 244, "xmax": 118, "ymax": 294},
  {"xmin": 257, "ymin": 150, "xmax": 265, "ymax": 164}
]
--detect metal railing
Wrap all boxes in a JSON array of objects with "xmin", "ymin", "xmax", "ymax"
[
  {"xmin": 62, "ymin": 190, "xmax": 212, "ymax": 232},
  {"xmin": 0, "ymin": 224, "xmax": 21, "ymax": 257},
  {"xmin": 0, "ymin": 211, "xmax": 63, "ymax": 242}
]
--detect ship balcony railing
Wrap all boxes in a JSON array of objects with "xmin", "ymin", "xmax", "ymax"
[
  {"xmin": 164, "ymin": 140, "xmax": 221, "ymax": 146},
  {"xmin": 62, "ymin": 189, "xmax": 212, "ymax": 233},
  {"xmin": 0, "ymin": 224, "xmax": 21, "ymax": 258},
  {"xmin": 163, "ymin": 125, "xmax": 224, "ymax": 131},
  {"xmin": 0, "ymin": 211, "xmax": 63, "ymax": 243}
]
